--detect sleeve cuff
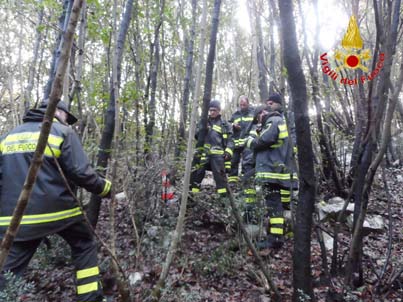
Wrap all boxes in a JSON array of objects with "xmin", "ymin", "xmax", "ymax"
[{"xmin": 99, "ymin": 179, "xmax": 112, "ymax": 197}]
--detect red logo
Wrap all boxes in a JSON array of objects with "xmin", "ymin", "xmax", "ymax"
[{"xmin": 320, "ymin": 16, "xmax": 384, "ymax": 85}]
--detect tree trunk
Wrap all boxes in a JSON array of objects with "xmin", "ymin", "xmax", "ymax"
[
  {"xmin": 24, "ymin": 6, "xmax": 44, "ymax": 111},
  {"xmin": 346, "ymin": 0, "xmax": 401, "ymax": 286},
  {"xmin": 278, "ymin": 0, "xmax": 316, "ymax": 300},
  {"xmin": 145, "ymin": 0, "xmax": 164, "ymax": 155},
  {"xmin": 175, "ymin": 0, "xmax": 197, "ymax": 159},
  {"xmin": 196, "ymin": 0, "xmax": 222, "ymax": 149},
  {"xmin": 87, "ymin": 0, "xmax": 134, "ymax": 227},
  {"xmin": 253, "ymin": 0, "xmax": 269, "ymax": 101},
  {"xmin": 43, "ymin": 0, "xmax": 73, "ymax": 99},
  {"xmin": 0, "ymin": 0, "xmax": 84, "ymax": 270}
]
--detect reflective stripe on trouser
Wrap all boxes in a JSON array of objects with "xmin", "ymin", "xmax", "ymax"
[
  {"xmin": 190, "ymin": 154, "xmax": 228, "ymax": 195},
  {"xmin": 263, "ymin": 183, "xmax": 284, "ymax": 236},
  {"xmin": 58, "ymin": 221, "xmax": 103, "ymax": 302},
  {"xmin": 280, "ymin": 188, "xmax": 291, "ymax": 207},
  {"xmin": 229, "ymin": 149, "xmax": 242, "ymax": 182},
  {"xmin": 0, "ymin": 221, "xmax": 103, "ymax": 302},
  {"xmin": 243, "ymin": 188, "xmax": 256, "ymax": 204}
]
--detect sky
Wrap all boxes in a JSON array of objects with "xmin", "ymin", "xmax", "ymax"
[{"xmin": 236, "ymin": 0, "xmax": 350, "ymax": 51}]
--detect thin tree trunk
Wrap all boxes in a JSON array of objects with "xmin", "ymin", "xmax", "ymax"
[
  {"xmin": 0, "ymin": 0, "xmax": 83, "ymax": 269},
  {"xmin": 196, "ymin": 0, "xmax": 222, "ymax": 149},
  {"xmin": 150, "ymin": 0, "xmax": 208, "ymax": 299},
  {"xmin": 278, "ymin": 0, "xmax": 316, "ymax": 300},
  {"xmin": 175, "ymin": 0, "xmax": 197, "ymax": 159},
  {"xmin": 43, "ymin": 0, "xmax": 73, "ymax": 99},
  {"xmin": 253, "ymin": 0, "xmax": 269, "ymax": 101},
  {"xmin": 24, "ymin": 4, "xmax": 44, "ymax": 111},
  {"xmin": 145, "ymin": 0, "xmax": 164, "ymax": 154},
  {"xmin": 87, "ymin": 0, "xmax": 134, "ymax": 227},
  {"xmin": 346, "ymin": 0, "xmax": 401, "ymax": 286}
]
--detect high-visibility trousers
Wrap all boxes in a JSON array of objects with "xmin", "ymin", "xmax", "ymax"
[
  {"xmin": 0, "ymin": 220, "xmax": 103, "ymax": 302},
  {"xmin": 190, "ymin": 154, "xmax": 227, "ymax": 195}
]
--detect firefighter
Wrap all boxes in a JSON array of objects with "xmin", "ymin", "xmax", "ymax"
[
  {"xmin": 0, "ymin": 99, "xmax": 111, "ymax": 301},
  {"xmin": 190, "ymin": 100, "xmax": 234, "ymax": 196},
  {"xmin": 246, "ymin": 102, "xmax": 297, "ymax": 249},
  {"xmin": 265, "ymin": 93, "xmax": 297, "ymax": 211},
  {"xmin": 228, "ymin": 95, "xmax": 256, "ymax": 222}
]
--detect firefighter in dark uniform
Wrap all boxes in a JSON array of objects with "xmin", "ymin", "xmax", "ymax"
[
  {"xmin": 190, "ymin": 100, "xmax": 234, "ymax": 196},
  {"xmin": 0, "ymin": 99, "xmax": 111, "ymax": 302},
  {"xmin": 246, "ymin": 103, "xmax": 297, "ymax": 249},
  {"xmin": 265, "ymin": 93, "xmax": 297, "ymax": 211},
  {"xmin": 228, "ymin": 96, "xmax": 256, "ymax": 222}
]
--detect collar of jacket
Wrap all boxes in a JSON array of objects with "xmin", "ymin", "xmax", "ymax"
[{"xmin": 23, "ymin": 108, "xmax": 64, "ymax": 125}]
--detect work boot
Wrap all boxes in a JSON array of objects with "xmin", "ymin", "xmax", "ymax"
[{"xmin": 256, "ymin": 234, "xmax": 284, "ymax": 250}]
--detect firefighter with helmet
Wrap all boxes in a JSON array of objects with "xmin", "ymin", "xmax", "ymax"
[{"xmin": 0, "ymin": 99, "xmax": 111, "ymax": 301}]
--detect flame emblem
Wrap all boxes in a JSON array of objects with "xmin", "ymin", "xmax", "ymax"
[{"xmin": 335, "ymin": 16, "xmax": 371, "ymax": 72}]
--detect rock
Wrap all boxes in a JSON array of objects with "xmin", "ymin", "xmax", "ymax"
[
  {"xmin": 147, "ymin": 226, "xmax": 159, "ymax": 238},
  {"xmin": 346, "ymin": 214, "xmax": 385, "ymax": 234},
  {"xmin": 322, "ymin": 231, "xmax": 333, "ymax": 251},
  {"xmin": 397, "ymin": 175, "xmax": 403, "ymax": 183},
  {"xmin": 128, "ymin": 272, "xmax": 143, "ymax": 286},
  {"xmin": 115, "ymin": 192, "xmax": 126, "ymax": 202},
  {"xmin": 201, "ymin": 171, "xmax": 216, "ymax": 188},
  {"xmin": 317, "ymin": 197, "xmax": 354, "ymax": 221},
  {"xmin": 258, "ymin": 295, "xmax": 270, "ymax": 302},
  {"xmin": 245, "ymin": 224, "xmax": 261, "ymax": 238}
]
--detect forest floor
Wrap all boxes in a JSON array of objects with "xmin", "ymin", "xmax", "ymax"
[{"xmin": 12, "ymin": 168, "xmax": 403, "ymax": 301}]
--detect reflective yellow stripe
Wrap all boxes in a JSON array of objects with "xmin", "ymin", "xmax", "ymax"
[
  {"xmin": 99, "ymin": 180, "xmax": 111, "ymax": 197},
  {"xmin": 278, "ymin": 124, "xmax": 288, "ymax": 139},
  {"xmin": 225, "ymin": 148, "xmax": 233, "ymax": 156},
  {"xmin": 212, "ymin": 125, "xmax": 222, "ymax": 133},
  {"xmin": 270, "ymin": 217, "xmax": 285, "ymax": 224},
  {"xmin": 244, "ymin": 189, "xmax": 256, "ymax": 194},
  {"xmin": 249, "ymin": 131, "xmax": 258, "ymax": 136},
  {"xmin": 242, "ymin": 117, "xmax": 254, "ymax": 122},
  {"xmin": 245, "ymin": 198, "xmax": 256, "ymax": 203},
  {"xmin": 228, "ymin": 176, "xmax": 239, "ymax": 183},
  {"xmin": 246, "ymin": 138, "xmax": 253, "ymax": 148},
  {"xmin": 270, "ymin": 227, "xmax": 284, "ymax": 235},
  {"xmin": 0, "ymin": 207, "xmax": 82, "ymax": 226},
  {"xmin": 271, "ymin": 140, "xmax": 284, "ymax": 148},
  {"xmin": 77, "ymin": 281, "xmax": 98, "ymax": 295},
  {"xmin": 223, "ymin": 134, "xmax": 228, "ymax": 139},
  {"xmin": 210, "ymin": 149, "xmax": 224, "ymax": 155},
  {"xmin": 1, "ymin": 132, "xmax": 63, "ymax": 158},
  {"xmin": 281, "ymin": 197, "xmax": 291, "ymax": 202},
  {"xmin": 77, "ymin": 266, "xmax": 100, "ymax": 279},
  {"xmin": 225, "ymin": 163, "xmax": 231, "ymax": 168},
  {"xmin": 217, "ymin": 188, "xmax": 227, "ymax": 194},
  {"xmin": 203, "ymin": 144, "xmax": 211, "ymax": 150},
  {"xmin": 256, "ymin": 172, "xmax": 293, "ymax": 180},
  {"xmin": 280, "ymin": 189, "xmax": 290, "ymax": 195},
  {"xmin": 191, "ymin": 188, "xmax": 200, "ymax": 193},
  {"xmin": 233, "ymin": 118, "xmax": 241, "ymax": 123}
]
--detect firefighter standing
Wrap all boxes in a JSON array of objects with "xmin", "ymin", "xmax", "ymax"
[
  {"xmin": 190, "ymin": 100, "xmax": 234, "ymax": 196},
  {"xmin": 246, "ymin": 101, "xmax": 297, "ymax": 249},
  {"xmin": 0, "ymin": 99, "xmax": 111, "ymax": 301},
  {"xmin": 228, "ymin": 96, "xmax": 257, "ymax": 222},
  {"xmin": 265, "ymin": 93, "xmax": 297, "ymax": 211}
]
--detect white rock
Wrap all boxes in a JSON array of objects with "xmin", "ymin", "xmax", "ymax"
[
  {"xmin": 397, "ymin": 175, "xmax": 403, "ymax": 183},
  {"xmin": 317, "ymin": 198, "xmax": 354, "ymax": 221},
  {"xmin": 115, "ymin": 192, "xmax": 126, "ymax": 201},
  {"xmin": 129, "ymin": 272, "xmax": 143, "ymax": 286},
  {"xmin": 346, "ymin": 214, "xmax": 385, "ymax": 232},
  {"xmin": 322, "ymin": 232, "xmax": 334, "ymax": 251}
]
